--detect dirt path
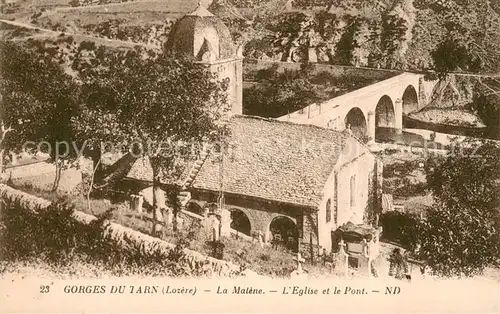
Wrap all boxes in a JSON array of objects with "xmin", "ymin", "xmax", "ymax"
[{"xmin": 0, "ymin": 18, "xmax": 159, "ymax": 50}]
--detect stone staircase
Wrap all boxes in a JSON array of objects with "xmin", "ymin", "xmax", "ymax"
[{"xmin": 176, "ymin": 146, "xmax": 211, "ymax": 207}]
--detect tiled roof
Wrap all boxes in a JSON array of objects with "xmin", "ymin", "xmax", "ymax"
[
  {"xmin": 124, "ymin": 155, "xmax": 197, "ymax": 186},
  {"xmin": 125, "ymin": 156, "xmax": 154, "ymax": 182},
  {"xmin": 192, "ymin": 115, "xmax": 352, "ymax": 208},
  {"xmin": 101, "ymin": 153, "xmax": 196, "ymax": 186}
]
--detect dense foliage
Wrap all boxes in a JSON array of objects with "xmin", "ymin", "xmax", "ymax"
[
  {"xmin": 0, "ymin": 197, "xmax": 200, "ymax": 277},
  {"xmin": 243, "ymin": 63, "xmax": 320, "ymax": 117},
  {"xmin": 431, "ymin": 38, "xmax": 473, "ymax": 78},
  {"xmin": 380, "ymin": 211, "xmax": 421, "ymax": 251},
  {"xmin": 420, "ymin": 140, "xmax": 500, "ymax": 277},
  {"xmin": 468, "ymin": 84, "xmax": 500, "ymax": 139},
  {"xmin": 1, "ymin": 39, "xmax": 229, "ymax": 234},
  {"xmin": 0, "ymin": 40, "xmax": 81, "ymax": 188},
  {"xmin": 243, "ymin": 62, "xmax": 383, "ymax": 117}
]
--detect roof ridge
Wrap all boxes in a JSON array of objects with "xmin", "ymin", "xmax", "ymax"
[
  {"xmin": 232, "ymin": 114, "xmax": 356, "ymax": 142},
  {"xmin": 186, "ymin": 1, "xmax": 215, "ymax": 17}
]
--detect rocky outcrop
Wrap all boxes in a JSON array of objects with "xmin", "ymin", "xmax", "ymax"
[{"xmin": 428, "ymin": 75, "xmax": 476, "ymax": 108}]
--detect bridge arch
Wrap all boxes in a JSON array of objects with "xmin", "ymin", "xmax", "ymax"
[
  {"xmin": 229, "ymin": 208, "xmax": 252, "ymax": 236},
  {"xmin": 344, "ymin": 107, "xmax": 367, "ymax": 138},
  {"xmin": 402, "ymin": 85, "xmax": 419, "ymax": 115},
  {"xmin": 268, "ymin": 215, "xmax": 299, "ymax": 253},
  {"xmin": 375, "ymin": 95, "xmax": 396, "ymax": 128}
]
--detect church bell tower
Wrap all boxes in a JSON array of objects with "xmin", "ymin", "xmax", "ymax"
[{"xmin": 165, "ymin": 2, "xmax": 243, "ymax": 116}]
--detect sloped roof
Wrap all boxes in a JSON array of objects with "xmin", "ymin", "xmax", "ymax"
[
  {"xmin": 124, "ymin": 155, "xmax": 197, "ymax": 186},
  {"xmin": 101, "ymin": 153, "xmax": 196, "ymax": 186},
  {"xmin": 192, "ymin": 115, "xmax": 353, "ymax": 208},
  {"xmin": 165, "ymin": 3, "xmax": 236, "ymax": 60},
  {"xmin": 125, "ymin": 156, "xmax": 154, "ymax": 182}
]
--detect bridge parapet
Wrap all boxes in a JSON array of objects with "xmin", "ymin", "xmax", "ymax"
[{"xmin": 279, "ymin": 72, "xmax": 424, "ymax": 128}]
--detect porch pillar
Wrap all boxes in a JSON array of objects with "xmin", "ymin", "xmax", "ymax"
[{"xmin": 220, "ymin": 208, "xmax": 231, "ymax": 237}]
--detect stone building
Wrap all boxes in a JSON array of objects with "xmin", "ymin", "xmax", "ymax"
[
  {"xmin": 102, "ymin": 4, "xmax": 383, "ymax": 259},
  {"xmin": 182, "ymin": 115, "xmax": 383, "ymax": 256},
  {"xmin": 164, "ymin": 2, "xmax": 243, "ymax": 115}
]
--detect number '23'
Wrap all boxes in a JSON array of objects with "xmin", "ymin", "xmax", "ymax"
[{"xmin": 40, "ymin": 285, "xmax": 50, "ymax": 293}]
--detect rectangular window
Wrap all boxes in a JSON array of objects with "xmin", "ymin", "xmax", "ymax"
[
  {"xmin": 350, "ymin": 175, "xmax": 356, "ymax": 207},
  {"xmin": 326, "ymin": 199, "xmax": 331, "ymax": 223}
]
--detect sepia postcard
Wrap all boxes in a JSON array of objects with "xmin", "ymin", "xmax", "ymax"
[{"xmin": 0, "ymin": 0, "xmax": 499, "ymax": 312}]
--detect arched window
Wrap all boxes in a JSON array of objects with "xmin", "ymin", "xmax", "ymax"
[{"xmin": 326, "ymin": 199, "xmax": 332, "ymax": 223}]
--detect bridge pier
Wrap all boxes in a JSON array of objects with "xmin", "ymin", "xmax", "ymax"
[
  {"xmin": 418, "ymin": 77, "xmax": 426, "ymax": 110},
  {"xmin": 395, "ymin": 98, "xmax": 403, "ymax": 134},
  {"xmin": 367, "ymin": 111, "xmax": 376, "ymax": 144}
]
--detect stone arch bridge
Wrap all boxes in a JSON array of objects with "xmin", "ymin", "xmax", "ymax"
[{"xmin": 279, "ymin": 72, "xmax": 437, "ymax": 142}]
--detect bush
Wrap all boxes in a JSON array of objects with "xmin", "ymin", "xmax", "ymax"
[
  {"xmin": 380, "ymin": 211, "xmax": 421, "ymax": 252},
  {"xmin": 0, "ymin": 197, "xmax": 209, "ymax": 277}
]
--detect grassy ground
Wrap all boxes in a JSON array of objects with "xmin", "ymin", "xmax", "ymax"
[{"xmin": 8, "ymin": 183, "xmax": 338, "ymax": 278}]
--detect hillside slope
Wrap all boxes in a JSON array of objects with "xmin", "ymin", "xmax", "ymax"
[
  {"xmin": 2, "ymin": 0, "xmax": 499, "ymax": 74},
  {"xmin": 224, "ymin": 0, "xmax": 500, "ymax": 73}
]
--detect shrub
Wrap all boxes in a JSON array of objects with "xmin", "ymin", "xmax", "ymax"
[
  {"xmin": 380, "ymin": 211, "xmax": 421, "ymax": 252},
  {"xmin": 0, "ymin": 196, "xmax": 207, "ymax": 277}
]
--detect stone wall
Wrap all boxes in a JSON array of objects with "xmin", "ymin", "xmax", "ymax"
[
  {"xmin": 190, "ymin": 189, "xmax": 313, "ymax": 246},
  {"xmin": 300, "ymin": 211, "xmax": 320, "ymax": 259},
  {"xmin": 177, "ymin": 208, "xmax": 204, "ymax": 230},
  {"xmin": 244, "ymin": 59, "xmax": 401, "ymax": 82},
  {"xmin": 0, "ymin": 184, "xmax": 261, "ymax": 279}
]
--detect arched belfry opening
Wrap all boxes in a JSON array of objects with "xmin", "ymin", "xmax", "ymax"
[
  {"xmin": 269, "ymin": 216, "xmax": 299, "ymax": 253},
  {"xmin": 344, "ymin": 107, "xmax": 368, "ymax": 139},
  {"xmin": 402, "ymin": 85, "xmax": 419, "ymax": 115},
  {"xmin": 230, "ymin": 209, "xmax": 251, "ymax": 236}
]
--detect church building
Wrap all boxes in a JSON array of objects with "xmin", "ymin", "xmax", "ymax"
[{"xmin": 107, "ymin": 3, "xmax": 383, "ymax": 258}]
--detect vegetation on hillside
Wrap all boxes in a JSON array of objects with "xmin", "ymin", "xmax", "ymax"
[
  {"xmin": 226, "ymin": 0, "xmax": 500, "ymax": 73},
  {"xmin": 1, "ymin": 39, "xmax": 229, "ymax": 236},
  {"xmin": 0, "ymin": 197, "xmax": 204, "ymax": 277},
  {"xmin": 243, "ymin": 62, "xmax": 389, "ymax": 117},
  {"xmin": 5, "ymin": 0, "xmax": 497, "ymax": 74},
  {"xmin": 419, "ymin": 140, "xmax": 500, "ymax": 277}
]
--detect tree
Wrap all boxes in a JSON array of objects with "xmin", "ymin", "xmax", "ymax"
[
  {"xmin": 469, "ymin": 91, "xmax": 500, "ymax": 139},
  {"xmin": 0, "ymin": 41, "xmax": 80, "ymax": 189},
  {"xmin": 243, "ymin": 65, "xmax": 320, "ymax": 117},
  {"xmin": 333, "ymin": 15, "xmax": 360, "ymax": 66},
  {"xmin": 420, "ymin": 140, "xmax": 500, "ymax": 277},
  {"xmin": 431, "ymin": 37, "xmax": 470, "ymax": 78},
  {"xmin": 73, "ymin": 47, "xmax": 229, "ymax": 235},
  {"xmin": 379, "ymin": 12, "xmax": 408, "ymax": 69}
]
